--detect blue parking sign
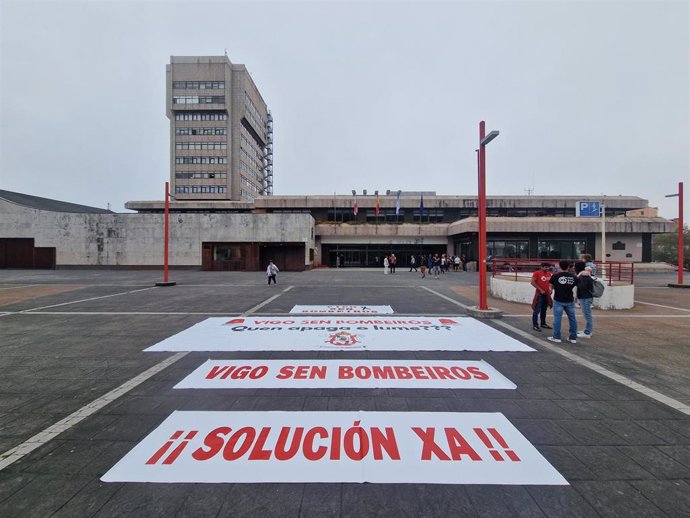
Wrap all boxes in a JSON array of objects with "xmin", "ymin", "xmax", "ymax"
[{"xmin": 577, "ymin": 201, "xmax": 601, "ymax": 217}]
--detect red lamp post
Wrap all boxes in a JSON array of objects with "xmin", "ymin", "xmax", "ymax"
[
  {"xmin": 666, "ymin": 181, "xmax": 685, "ymax": 286},
  {"xmin": 477, "ymin": 121, "xmax": 500, "ymax": 310},
  {"xmin": 156, "ymin": 181, "xmax": 176, "ymax": 287}
]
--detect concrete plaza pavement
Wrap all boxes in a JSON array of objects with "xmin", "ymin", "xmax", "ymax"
[{"xmin": 0, "ymin": 268, "xmax": 689, "ymax": 517}]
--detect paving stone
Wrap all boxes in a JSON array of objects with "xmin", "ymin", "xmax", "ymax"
[
  {"xmin": 600, "ymin": 419, "xmax": 668, "ymax": 445},
  {"xmin": 636, "ymin": 419, "xmax": 690, "ymax": 444},
  {"xmin": 413, "ymin": 484, "xmax": 477, "ymax": 517},
  {"xmin": 566, "ymin": 446, "xmax": 656, "ymax": 480},
  {"xmin": 512, "ymin": 419, "xmax": 579, "ymax": 446},
  {"xmin": 326, "ymin": 396, "xmax": 377, "ymax": 411},
  {"xmin": 302, "ymin": 397, "xmax": 330, "ymax": 411},
  {"xmin": 342, "ymin": 484, "xmax": 424, "ymax": 517},
  {"xmin": 0, "ymin": 472, "xmax": 37, "ymax": 505},
  {"xmin": 515, "ymin": 385, "xmax": 564, "ymax": 400},
  {"xmin": 616, "ymin": 445, "xmax": 690, "ymax": 478},
  {"xmin": 630, "ymin": 480, "xmax": 690, "ymax": 518},
  {"xmin": 537, "ymin": 446, "xmax": 597, "ymax": 481},
  {"xmin": 217, "ymin": 483, "xmax": 303, "ymax": 517},
  {"xmin": 51, "ymin": 478, "xmax": 123, "ymax": 518},
  {"xmin": 90, "ymin": 414, "xmax": 161, "ymax": 441},
  {"xmin": 174, "ymin": 483, "xmax": 229, "ymax": 518},
  {"xmin": 404, "ymin": 397, "xmax": 449, "ymax": 412},
  {"xmin": 514, "ymin": 400, "xmax": 572, "ymax": 419},
  {"xmin": 572, "ymin": 480, "xmax": 668, "ymax": 517},
  {"xmin": 465, "ymin": 486, "xmax": 546, "ymax": 517},
  {"xmin": 93, "ymin": 483, "xmax": 192, "ymax": 517},
  {"xmin": 553, "ymin": 400, "xmax": 631, "ymax": 420},
  {"xmin": 299, "ymin": 484, "xmax": 340, "ymax": 518},
  {"xmin": 610, "ymin": 400, "xmax": 686, "ymax": 420},
  {"xmin": 554, "ymin": 419, "xmax": 627, "ymax": 446},
  {"xmin": 0, "ymin": 473, "xmax": 91, "ymax": 517},
  {"xmin": 526, "ymin": 486, "xmax": 600, "ymax": 518},
  {"xmin": 15, "ymin": 439, "xmax": 114, "ymax": 475},
  {"xmin": 657, "ymin": 445, "xmax": 690, "ymax": 469}
]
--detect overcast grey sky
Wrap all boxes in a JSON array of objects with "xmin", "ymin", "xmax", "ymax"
[{"xmin": 1, "ymin": 0, "xmax": 688, "ymax": 217}]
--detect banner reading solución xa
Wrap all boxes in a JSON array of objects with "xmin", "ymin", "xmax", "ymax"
[{"xmin": 101, "ymin": 411, "xmax": 567, "ymax": 485}]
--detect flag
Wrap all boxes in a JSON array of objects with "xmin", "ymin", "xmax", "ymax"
[
  {"xmin": 419, "ymin": 194, "xmax": 425, "ymax": 216},
  {"xmin": 353, "ymin": 194, "xmax": 358, "ymax": 216},
  {"xmin": 395, "ymin": 191, "xmax": 401, "ymax": 216},
  {"xmin": 375, "ymin": 194, "xmax": 380, "ymax": 217}
]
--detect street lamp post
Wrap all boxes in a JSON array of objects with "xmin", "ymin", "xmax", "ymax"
[
  {"xmin": 155, "ymin": 181, "xmax": 176, "ymax": 287},
  {"xmin": 666, "ymin": 181, "xmax": 685, "ymax": 287},
  {"xmin": 477, "ymin": 121, "xmax": 499, "ymax": 311}
]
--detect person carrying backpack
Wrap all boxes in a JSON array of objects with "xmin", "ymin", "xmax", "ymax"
[{"xmin": 574, "ymin": 261, "xmax": 594, "ymax": 339}]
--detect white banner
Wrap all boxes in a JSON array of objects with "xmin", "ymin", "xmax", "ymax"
[
  {"xmin": 290, "ymin": 305, "xmax": 394, "ymax": 314},
  {"xmin": 144, "ymin": 316, "xmax": 534, "ymax": 352},
  {"xmin": 101, "ymin": 411, "xmax": 567, "ymax": 485},
  {"xmin": 174, "ymin": 360, "xmax": 516, "ymax": 390}
]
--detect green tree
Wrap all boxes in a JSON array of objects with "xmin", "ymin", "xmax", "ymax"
[{"xmin": 652, "ymin": 225, "xmax": 690, "ymax": 270}]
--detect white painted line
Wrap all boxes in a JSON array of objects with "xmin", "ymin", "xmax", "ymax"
[
  {"xmin": 635, "ymin": 301, "xmax": 690, "ymax": 313},
  {"xmin": 20, "ymin": 287, "xmax": 157, "ymax": 313},
  {"xmin": 0, "ymin": 284, "xmax": 36, "ymax": 290},
  {"xmin": 0, "ymin": 352, "xmax": 188, "ymax": 471},
  {"xmin": 421, "ymin": 286, "xmax": 470, "ymax": 309},
  {"xmin": 491, "ymin": 320, "xmax": 690, "ymax": 416},
  {"xmin": 422, "ymin": 288, "xmax": 690, "ymax": 417},
  {"xmin": 243, "ymin": 285, "xmax": 293, "ymax": 314},
  {"xmin": 0, "ymin": 288, "xmax": 293, "ymax": 472}
]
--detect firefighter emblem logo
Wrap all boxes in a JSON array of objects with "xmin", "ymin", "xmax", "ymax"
[{"xmin": 325, "ymin": 331, "xmax": 360, "ymax": 347}]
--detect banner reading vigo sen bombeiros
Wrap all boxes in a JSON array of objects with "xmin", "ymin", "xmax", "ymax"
[
  {"xmin": 101, "ymin": 411, "xmax": 567, "ymax": 485},
  {"xmin": 144, "ymin": 316, "xmax": 534, "ymax": 352},
  {"xmin": 174, "ymin": 359, "xmax": 517, "ymax": 390}
]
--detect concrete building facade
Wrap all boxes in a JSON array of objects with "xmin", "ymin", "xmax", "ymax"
[
  {"xmin": 0, "ymin": 190, "xmax": 674, "ymax": 270},
  {"xmin": 167, "ymin": 56, "xmax": 272, "ymax": 202}
]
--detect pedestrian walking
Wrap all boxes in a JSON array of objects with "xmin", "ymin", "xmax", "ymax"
[
  {"xmin": 432, "ymin": 254, "xmax": 441, "ymax": 279},
  {"xmin": 530, "ymin": 262, "xmax": 553, "ymax": 332},
  {"xmin": 575, "ymin": 261, "xmax": 594, "ymax": 339},
  {"xmin": 390, "ymin": 254, "xmax": 397, "ymax": 274},
  {"xmin": 547, "ymin": 260, "xmax": 578, "ymax": 344},
  {"xmin": 409, "ymin": 255, "xmax": 418, "ymax": 272},
  {"xmin": 266, "ymin": 260, "xmax": 279, "ymax": 285},
  {"xmin": 383, "ymin": 256, "xmax": 389, "ymax": 275}
]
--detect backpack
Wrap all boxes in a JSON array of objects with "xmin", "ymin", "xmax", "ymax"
[{"xmin": 590, "ymin": 277, "xmax": 605, "ymax": 298}]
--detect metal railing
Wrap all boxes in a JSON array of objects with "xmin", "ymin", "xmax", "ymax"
[{"xmin": 490, "ymin": 258, "xmax": 634, "ymax": 285}]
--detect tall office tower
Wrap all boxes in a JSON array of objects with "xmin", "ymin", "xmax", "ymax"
[{"xmin": 166, "ymin": 56, "xmax": 273, "ymax": 201}]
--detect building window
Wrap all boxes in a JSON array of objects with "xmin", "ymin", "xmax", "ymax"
[
  {"xmin": 173, "ymin": 96, "xmax": 225, "ymax": 105},
  {"xmin": 173, "ymin": 81, "xmax": 224, "ymax": 89},
  {"xmin": 175, "ymin": 113, "xmax": 227, "ymax": 121},
  {"xmin": 175, "ymin": 157, "xmax": 227, "ymax": 164},
  {"xmin": 175, "ymin": 127, "xmax": 227, "ymax": 135},
  {"xmin": 538, "ymin": 240, "xmax": 587, "ymax": 260},
  {"xmin": 175, "ymin": 142, "xmax": 227, "ymax": 150}
]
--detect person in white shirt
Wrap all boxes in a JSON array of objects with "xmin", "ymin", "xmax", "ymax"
[{"xmin": 266, "ymin": 260, "xmax": 279, "ymax": 285}]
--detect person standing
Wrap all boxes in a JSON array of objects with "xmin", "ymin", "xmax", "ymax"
[
  {"xmin": 581, "ymin": 253, "xmax": 597, "ymax": 277},
  {"xmin": 454, "ymin": 255, "xmax": 461, "ymax": 271},
  {"xmin": 409, "ymin": 255, "xmax": 417, "ymax": 272},
  {"xmin": 383, "ymin": 255, "xmax": 389, "ymax": 275},
  {"xmin": 432, "ymin": 254, "xmax": 441, "ymax": 279},
  {"xmin": 575, "ymin": 261, "xmax": 594, "ymax": 339},
  {"xmin": 547, "ymin": 260, "xmax": 578, "ymax": 344},
  {"xmin": 530, "ymin": 262, "xmax": 553, "ymax": 332},
  {"xmin": 266, "ymin": 260, "xmax": 279, "ymax": 285},
  {"xmin": 390, "ymin": 254, "xmax": 397, "ymax": 274}
]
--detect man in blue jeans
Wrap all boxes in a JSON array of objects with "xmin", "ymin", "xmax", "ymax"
[
  {"xmin": 575, "ymin": 261, "xmax": 594, "ymax": 338},
  {"xmin": 547, "ymin": 260, "xmax": 578, "ymax": 344}
]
